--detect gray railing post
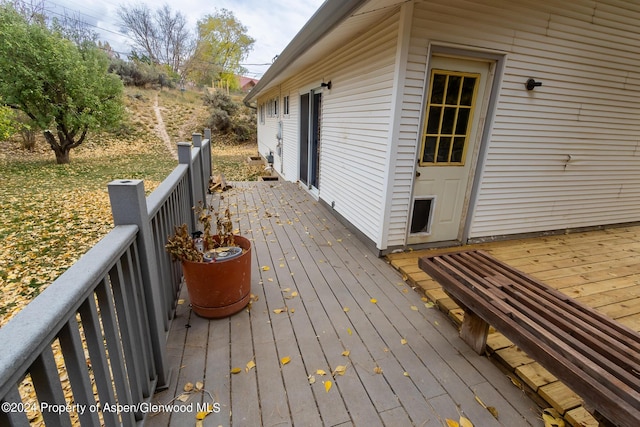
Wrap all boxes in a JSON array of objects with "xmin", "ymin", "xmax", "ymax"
[
  {"xmin": 108, "ymin": 179, "xmax": 170, "ymax": 389},
  {"xmin": 178, "ymin": 142, "xmax": 197, "ymax": 230},
  {"xmin": 192, "ymin": 132, "xmax": 207, "ymax": 208},
  {"xmin": 203, "ymin": 128, "xmax": 212, "ymax": 185}
]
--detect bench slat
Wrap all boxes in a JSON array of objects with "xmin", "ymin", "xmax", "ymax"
[
  {"xmin": 446, "ymin": 252, "xmax": 640, "ymax": 384},
  {"xmin": 468, "ymin": 251, "xmax": 640, "ymax": 353},
  {"xmin": 487, "ymin": 273, "xmax": 640, "ymax": 387},
  {"xmin": 419, "ymin": 253, "xmax": 640, "ymax": 427},
  {"xmin": 431, "ymin": 254, "xmax": 640, "ymax": 398}
]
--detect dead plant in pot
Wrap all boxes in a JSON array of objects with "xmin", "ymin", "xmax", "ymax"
[{"xmin": 165, "ymin": 202, "xmax": 252, "ymax": 318}]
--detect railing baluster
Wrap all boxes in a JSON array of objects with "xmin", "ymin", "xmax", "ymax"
[
  {"xmin": 57, "ymin": 318, "xmax": 100, "ymax": 426},
  {"xmin": 94, "ymin": 278, "xmax": 136, "ymax": 427},
  {"xmin": 77, "ymin": 296, "xmax": 120, "ymax": 427},
  {"xmin": 30, "ymin": 346, "xmax": 72, "ymax": 427},
  {"xmin": 108, "ymin": 262, "xmax": 145, "ymax": 419},
  {"xmin": 123, "ymin": 245, "xmax": 156, "ymax": 386},
  {"xmin": 0, "ymin": 386, "xmax": 30, "ymax": 426}
]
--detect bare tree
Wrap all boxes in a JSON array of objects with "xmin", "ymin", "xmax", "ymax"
[{"xmin": 117, "ymin": 3, "xmax": 192, "ymax": 74}]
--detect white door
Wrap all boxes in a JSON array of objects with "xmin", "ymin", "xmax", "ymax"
[{"xmin": 408, "ymin": 55, "xmax": 493, "ymax": 244}]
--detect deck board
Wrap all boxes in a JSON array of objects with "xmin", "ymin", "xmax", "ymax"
[{"xmin": 147, "ymin": 181, "xmax": 543, "ymax": 427}]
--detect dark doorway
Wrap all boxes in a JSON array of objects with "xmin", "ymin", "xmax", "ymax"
[{"xmin": 299, "ymin": 92, "xmax": 321, "ymax": 189}]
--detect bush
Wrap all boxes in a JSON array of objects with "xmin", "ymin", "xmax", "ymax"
[
  {"xmin": 109, "ymin": 59, "xmax": 175, "ymax": 88},
  {"xmin": 203, "ymin": 91, "xmax": 255, "ymax": 143}
]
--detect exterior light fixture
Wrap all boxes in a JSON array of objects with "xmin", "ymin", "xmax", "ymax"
[
  {"xmin": 525, "ymin": 78, "xmax": 542, "ymax": 90},
  {"xmin": 321, "ymin": 81, "xmax": 332, "ymax": 90}
]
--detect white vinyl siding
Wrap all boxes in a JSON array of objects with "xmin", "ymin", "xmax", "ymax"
[
  {"xmin": 258, "ymin": 10, "xmax": 401, "ymax": 246},
  {"xmin": 320, "ymin": 15, "xmax": 400, "ymax": 244},
  {"xmin": 384, "ymin": 0, "xmax": 640, "ymax": 243}
]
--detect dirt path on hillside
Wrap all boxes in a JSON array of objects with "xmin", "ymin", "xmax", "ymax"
[{"xmin": 153, "ymin": 92, "xmax": 178, "ymax": 159}]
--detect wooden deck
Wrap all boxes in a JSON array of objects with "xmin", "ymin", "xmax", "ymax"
[
  {"xmin": 388, "ymin": 225, "xmax": 640, "ymax": 426},
  {"xmin": 146, "ymin": 181, "xmax": 543, "ymax": 427}
]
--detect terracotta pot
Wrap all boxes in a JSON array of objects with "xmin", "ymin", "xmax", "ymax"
[{"xmin": 181, "ymin": 235, "xmax": 252, "ymax": 318}]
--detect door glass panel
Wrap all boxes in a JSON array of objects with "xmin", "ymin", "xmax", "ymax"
[
  {"xmin": 455, "ymin": 108, "xmax": 470, "ymax": 134},
  {"xmin": 430, "ymin": 74, "xmax": 446, "ymax": 103},
  {"xmin": 441, "ymin": 107, "xmax": 456, "ymax": 134},
  {"xmin": 419, "ymin": 69, "xmax": 479, "ymax": 166},
  {"xmin": 460, "ymin": 77, "xmax": 477, "ymax": 106},
  {"xmin": 426, "ymin": 107, "xmax": 442, "ymax": 134},
  {"xmin": 422, "ymin": 136, "xmax": 437, "ymax": 163},
  {"xmin": 446, "ymin": 75, "xmax": 462, "ymax": 105},
  {"xmin": 451, "ymin": 137, "xmax": 466, "ymax": 163},
  {"xmin": 437, "ymin": 137, "xmax": 452, "ymax": 162}
]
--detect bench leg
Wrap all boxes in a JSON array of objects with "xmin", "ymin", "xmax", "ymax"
[{"xmin": 460, "ymin": 310, "xmax": 490, "ymax": 354}]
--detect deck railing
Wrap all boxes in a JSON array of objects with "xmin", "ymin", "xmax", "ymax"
[{"xmin": 0, "ymin": 130, "xmax": 212, "ymax": 426}]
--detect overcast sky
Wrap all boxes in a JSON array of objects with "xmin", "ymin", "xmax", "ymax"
[{"xmin": 43, "ymin": 0, "xmax": 326, "ymax": 78}]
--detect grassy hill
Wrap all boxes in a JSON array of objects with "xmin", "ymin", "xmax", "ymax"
[{"xmin": 0, "ymin": 87, "xmax": 261, "ymax": 326}]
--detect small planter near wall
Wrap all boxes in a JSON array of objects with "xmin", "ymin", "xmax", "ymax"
[{"xmin": 181, "ymin": 235, "xmax": 252, "ymax": 318}]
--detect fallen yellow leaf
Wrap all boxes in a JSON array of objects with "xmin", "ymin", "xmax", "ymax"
[
  {"xmin": 281, "ymin": 356, "xmax": 291, "ymax": 365},
  {"xmin": 308, "ymin": 375, "xmax": 316, "ymax": 384},
  {"xmin": 316, "ymin": 369, "xmax": 326, "ymax": 376},
  {"xmin": 343, "ymin": 307, "xmax": 350, "ymax": 312},
  {"xmin": 273, "ymin": 308, "xmax": 286, "ymax": 314},
  {"xmin": 230, "ymin": 367, "xmax": 242, "ymax": 374},
  {"xmin": 400, "ymin": 338, "xmax": 407, "ymax": 345},
  {"xmin": 195, "ymin": 381, "xmax": 203, "ymax": 390},
  {"xmin": 410, "ymin": 305, "xmax": 418, "ymax": 311},
  {"xmin": 324, "ymin": 380, "xmax": 332, "ymax": 392},
  {"xmin": 403, "ymin": 371, "xmax": 410, "ymax": 377},
  {"xmin": 291, "ymin": 291, "xmax": 298, "ymax": 297},
  {"xmin": 333, "ymin": 365, "xmax": 347, "ymax": 376},
  {"xmin": 487, "ymin": 407, "xmax": 499, "ymax": 419},
  {"xmin": 176, "ymin": 393, "xmax": 189, "ymax": 402},
  {"xmin": 459, "ymin": 416, "xmax": 474, "ymax": 427},
  {"xmin": 195, "ymin": 410, "xmax": 209, "ymax": 420},
  {"xmin": 542, "ymin": 408, "xmax": 565, "ymax": 427},
  {"xmin": 246, "ymin": 360, "xmax": 256, "ymax": 372},
  {"xmin": 261, "ymin": 265, "xmax": 270, "ymax": 271},
  {"xmin": 341, "ymin": 350, "xmax": 350, "ymax": 357},
  {"xmin": 373, "ymin": 366, "xmax": 383, "ymax": 374},
  {"xmin": 446, "ymin": 420, "xmax": 459, "ymax": 427},
  {"xmin": 183, "ymin": 382, "xmax": 194, "ymax": 392},
  {"xmin": 347, "ymin": 328, "xmax": 352, "ymax": 335},
  {"xmin": 370, "ymin": 298, "xmax": 377, "ymax": 304}
]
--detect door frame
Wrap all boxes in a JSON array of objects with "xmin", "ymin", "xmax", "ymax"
[
  {"xmin": 408, "ymin": 44, "xmax": 505, "ymax": 246},
  {"xmin": 299, "ymin": 90, "xmax": 322, "ymax": 195}
]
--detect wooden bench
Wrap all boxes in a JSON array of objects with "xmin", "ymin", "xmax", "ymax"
[{"xmin": 418, "ymin": 249, "xmax": 640, "ymax": 427}]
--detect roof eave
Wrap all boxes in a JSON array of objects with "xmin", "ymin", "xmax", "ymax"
[{"xmin": 243, "ymin": 0, "xmax": 368, "ymax": 104}]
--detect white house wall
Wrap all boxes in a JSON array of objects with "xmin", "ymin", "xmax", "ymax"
[
  {"xmin": 384, "ymin": 0, "xmax": 640, "ymax": 245},
  {"xmin": 257, "ymin": 10, "xmax": 402, "ymax": 247}
]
